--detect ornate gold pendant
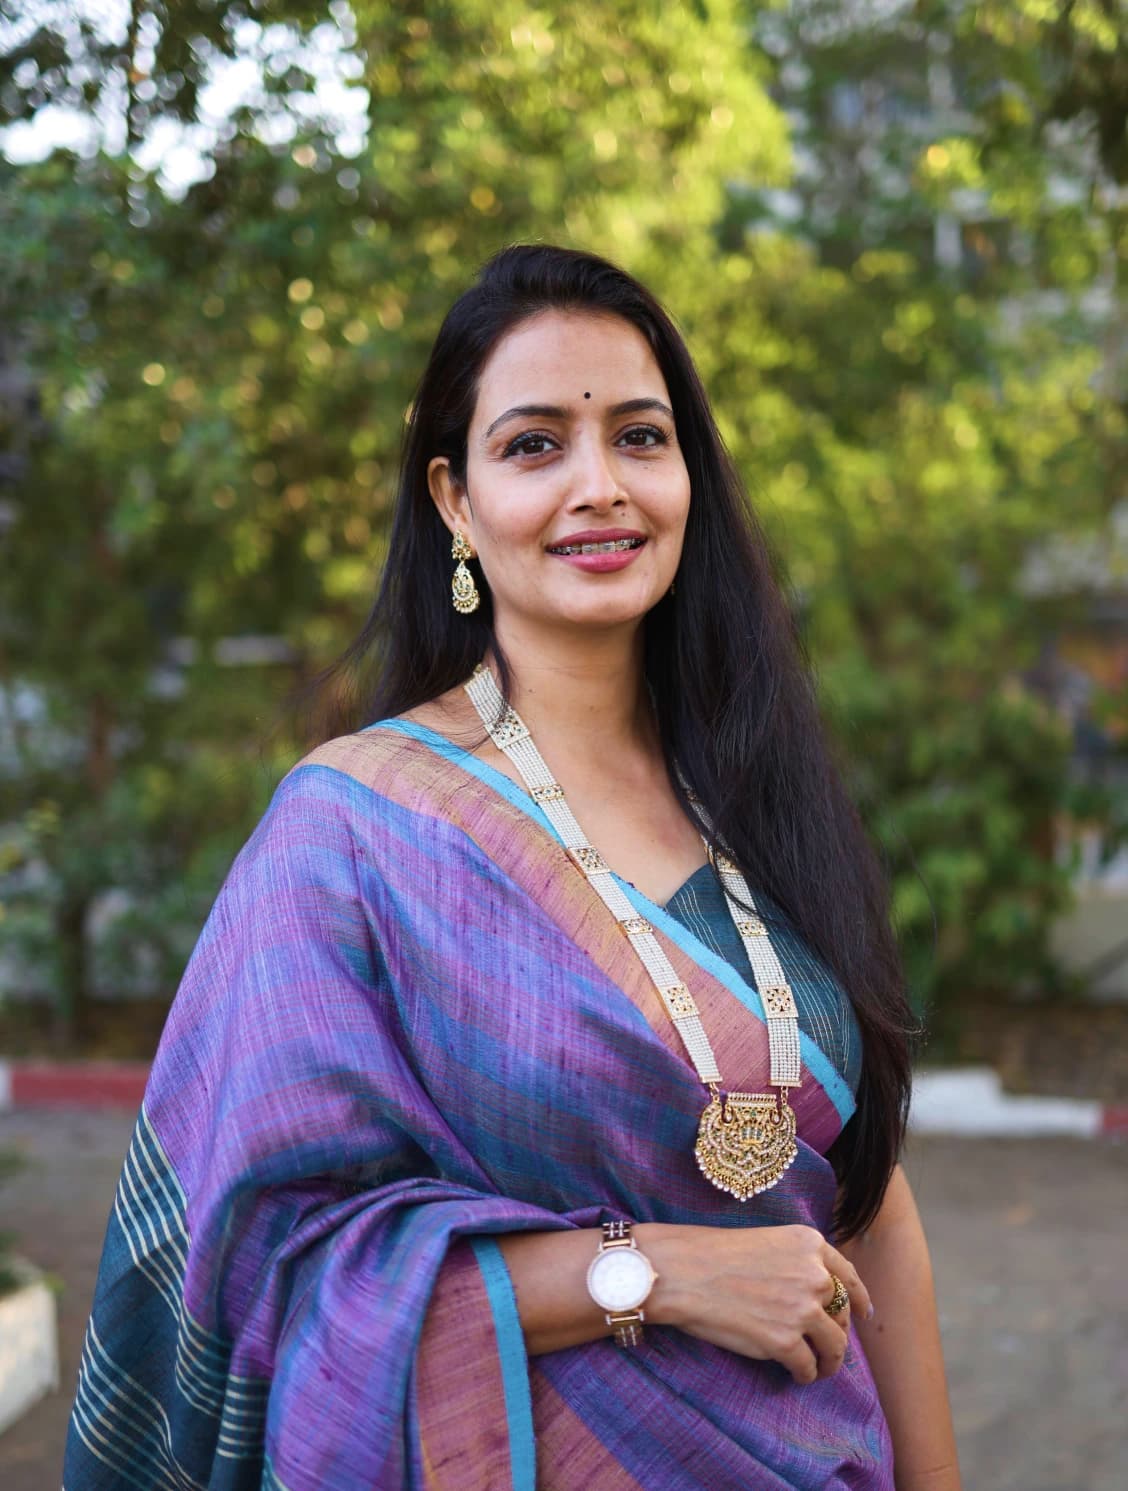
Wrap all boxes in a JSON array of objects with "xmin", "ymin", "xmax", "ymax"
[{"xmin": 695, "ymin": 1090, "xmax": 798, "ymax": 1201}]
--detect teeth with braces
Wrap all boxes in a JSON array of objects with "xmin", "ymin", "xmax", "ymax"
[{"xmin": 549, "ymin": 538, "xmax": 643, "ymax": 555}]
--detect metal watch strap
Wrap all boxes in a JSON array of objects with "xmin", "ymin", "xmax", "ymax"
[
  {"xmin": 600, "ymin": 1221, "xmax": 646, "ymax": 1348},
  {"xmin": 607, "ymin": 1309, "xmax": 645, "ymax": 1347},
  {"xmin": 601, "ymin": 1219, "xmax": 634, "ymax": 1247}
]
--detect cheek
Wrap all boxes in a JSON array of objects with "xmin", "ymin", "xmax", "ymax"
[
  {"xmin": 654, "ymin": 472, "xmax": 692, "ymax": 531},
  {"xmin": 476, "ymin": 476, "xmax": 560, "ymax": 537},
  {"xmin": 656, "ymin": 451, "xmax": 691, "ymax": 506},
  {"xmin": 473, "ymin": 501, "xmax": 551, "ymax": 569}
]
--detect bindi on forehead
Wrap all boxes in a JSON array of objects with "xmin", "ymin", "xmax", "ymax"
[{"xmin": 584, "ymin": 391, "xmax": 591, "ymax": 398}]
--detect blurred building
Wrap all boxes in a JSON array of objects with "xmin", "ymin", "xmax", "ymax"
[{"xmin": 1025, "ymin": 514, "xmax": 1128, "ymax": 998}]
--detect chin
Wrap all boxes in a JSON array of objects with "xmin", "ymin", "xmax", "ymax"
[
  {"xmin": 513, "ymin": 575, "xmax": 665, "ymax": 631},
  {"xmin": 555, "ymin": 598, "xmax": 658, "ymax": 630}
]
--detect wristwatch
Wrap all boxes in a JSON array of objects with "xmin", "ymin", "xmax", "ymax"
[{"xmin": 585, "ymin": 1220, "xmax": 658, "ymax": 1347}]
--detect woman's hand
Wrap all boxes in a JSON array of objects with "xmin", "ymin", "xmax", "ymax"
[
  {"xmin": 636, "ymin": 1221, "xmax": 871, "ymax": 1384},
  {"xmin": 496, "ymin": 1219, "xmax": 869, "ymax": 1370}
]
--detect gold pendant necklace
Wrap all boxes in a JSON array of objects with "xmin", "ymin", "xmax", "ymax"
[
  {"xmin": 464, "ymin": 665, "xmax": 800, "ymax": 1201},
  {"xmin": 696, "ymin": 1088, "xmax": 798, "ymax": 1200}
]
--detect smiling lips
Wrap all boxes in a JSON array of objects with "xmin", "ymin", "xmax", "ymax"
[
  {"xmin": 545, "ymin": 529, "xmax": 648, "ymax": 573},
  {"xmin": 549, "ymin": 537, "xmax": 643, "ymax": 556},
  {"xmin": 546, "ymin": 527, "xmax": 647, "ymax": 557}
]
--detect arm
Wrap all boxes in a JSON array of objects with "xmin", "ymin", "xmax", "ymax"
[
  {"xmin": 840, "ymin": 1164, "xmax": 962, "ymax": 1491},
  {"xmin": 65, "ymin": 765, "xmax": 579, "ymax": 1491},
  {"xmin": 496, "ymin": 1220, "xmax": 871, "ymax": 1381}
]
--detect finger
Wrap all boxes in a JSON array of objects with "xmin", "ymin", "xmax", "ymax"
[
  {"xmin": 820, "ymin": 1272, "xmax": 852, "ymax": 1333},
  {"xmin": 822, "ymin": 1283, "xmax": 851, "ymax": 1336},
  {"xmin": 778, "ymin": 1336, "xmax": 820, "ymax": 1386},
  {"xmin": 804, "ymin": 1310, "xmax": 850, "ymax": 1380},
  {"xmin": 823, "ymin": 1245, "xmax": 872, "ymax": 1320}
]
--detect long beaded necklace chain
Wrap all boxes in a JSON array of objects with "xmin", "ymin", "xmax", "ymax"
[{"xmin": 464, "ymin": 664, "xmax": 801, "ymax": 1201}]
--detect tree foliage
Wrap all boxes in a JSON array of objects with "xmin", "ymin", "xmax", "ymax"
[{"xmin": 1, "ymin": 0, "xmax": 1124, "ymax": 1042}]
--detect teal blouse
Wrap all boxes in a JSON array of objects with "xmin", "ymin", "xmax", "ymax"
[{"xmin": 660, "ymin": 862, "xmax": 863, "ymax": 1096}]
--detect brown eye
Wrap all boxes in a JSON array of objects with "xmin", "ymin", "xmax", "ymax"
[
  {"xmin": 618, "ymin": 425, "xmax": 669, "ymax": 447},
  {"xmin": 503, "ymin": 431, "xmax": 558, "ymax": 458}
]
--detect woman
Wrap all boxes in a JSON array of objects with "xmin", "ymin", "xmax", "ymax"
[{"xmin": 65, "ymin": 244, "xmax": 961, "ymax": 1490}]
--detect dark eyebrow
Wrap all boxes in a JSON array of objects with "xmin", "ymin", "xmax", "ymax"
[{"xmin": 482, "ymin": 397, "xmax": 674, "ymax": 441}]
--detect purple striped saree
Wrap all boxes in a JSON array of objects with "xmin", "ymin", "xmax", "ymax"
[{"xmin": 64, "ymin": 719, "xmax": 894, "ymax": 1490}]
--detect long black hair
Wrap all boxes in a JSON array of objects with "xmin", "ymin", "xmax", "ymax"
[{"xmin": 301, "ymin": 242, "xmax": 916, "ymax": 1240}]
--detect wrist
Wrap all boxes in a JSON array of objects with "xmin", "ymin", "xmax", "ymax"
[
  {"xmin": 585, "ymin": 1220, "xmax": 659, "ymax": 1347},
  {"xmin": 632, "ymin": 1222, "xmax": 695, "ymax": 1329}
]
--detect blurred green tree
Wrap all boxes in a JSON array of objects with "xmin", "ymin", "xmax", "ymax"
[
  {"xmin": 0, "ymin": 0, "xmax": 1124, "ymax": 1044},
  {"xmin": 0, "ymin": 0, "xmax": 788, "ymax": 1042}
]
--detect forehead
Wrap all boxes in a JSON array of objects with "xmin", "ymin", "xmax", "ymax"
[{"xmin": 473, "ymin": 310, "xmax": 667, "ymax": 415}]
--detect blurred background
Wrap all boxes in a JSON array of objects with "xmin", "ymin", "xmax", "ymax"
[
  {"xmin": 1, "ymin": 0, "xmax": 1127, "ymax": 1060},
  {"xmin": 0, "ymin": 0, "xmax": 1126, "ymax": 1484}
]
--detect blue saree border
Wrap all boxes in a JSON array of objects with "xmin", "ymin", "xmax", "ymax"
[
  {"xmin": 365, "ymin": 718, "xmax": 855, "ymax": 1125},
  {"xmin": 469, "ymin": 1237, "xmax": 536, "ymax": 1491},
  {"xmin": 614, "ymin": 884, "xmax": 855, "ymax": 1125}
]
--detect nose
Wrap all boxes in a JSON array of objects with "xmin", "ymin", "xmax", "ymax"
[{"xmin": 567, "ymin": 431, "xmax": 626, "ymax": 509}]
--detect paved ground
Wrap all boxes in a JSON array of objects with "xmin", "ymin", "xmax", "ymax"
[{"xmin": 1, "ymin": 1111, "xmax": 1125, "ymax": 1489}]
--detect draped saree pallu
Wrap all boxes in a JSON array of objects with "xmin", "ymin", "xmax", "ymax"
[{"xmin": 64, "ymin": 719, "xmax": 894, "ymax": 1491}]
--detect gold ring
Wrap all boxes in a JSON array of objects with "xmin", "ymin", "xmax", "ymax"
[{"xmin": 824, "ymin": 1273, "xmax": 850, "ymax": 1317}]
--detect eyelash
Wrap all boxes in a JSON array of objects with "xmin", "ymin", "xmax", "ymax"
[{"xmin": 501, "ymin": 424, "xmax": 670, "ymax": 459}]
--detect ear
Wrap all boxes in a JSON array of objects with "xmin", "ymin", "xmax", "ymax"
[{"xmin": 427, "ymin": 456, "xmax": 473, "ymax": 549}]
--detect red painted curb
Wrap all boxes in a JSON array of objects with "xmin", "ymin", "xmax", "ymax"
[{"xmin": 7, "ymin": 1061, "xmax": 150, "ymax": 1111}]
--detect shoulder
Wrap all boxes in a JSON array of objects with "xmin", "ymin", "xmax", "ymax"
[
  {"xmin": 215, "ymin": 730, "xmax": 408, "ymax": 889},
  {"xmin": 206, "ymin": 728, "xmax": 436, "ymax": 938},
  {"xmin": 217, "ymin": 740, "xmax": 376, "ymax": 898},
  {"xmin": 290, "ymin": 726, "xmax": 415, "ymax": 800},
  {"xmin": 239, "ymin": 699, "xmax": 516, "ymax": 898},
  {"xmin": 267, "ymin": 707, "xmax": 494, "ymax": 847},
  {"xmin": 287, "ymin": 719, "xmax": 466, "ymax": 808},
  {"xmin": 288, "ymin": 688, "xmax": 485, "ymax": 796}
]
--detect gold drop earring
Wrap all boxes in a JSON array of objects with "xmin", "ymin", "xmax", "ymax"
[{"xmin": 451, "ymin": 531, "xmax": 481, "ymax": 614}]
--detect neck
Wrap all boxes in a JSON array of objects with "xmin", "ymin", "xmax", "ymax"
[{"xmin": 485, "ymin": 617, "xmax": 656, "ymax": 761}]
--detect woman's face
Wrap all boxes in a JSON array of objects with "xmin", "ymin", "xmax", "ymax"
[{"xmin": 428, "ymin": 309, "xmax": 691, "ymax": 637}]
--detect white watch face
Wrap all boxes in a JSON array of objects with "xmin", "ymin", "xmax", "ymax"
[{"xmin": 588, "ymin": 1246, "xmax": 653, "ymax": 1312}]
